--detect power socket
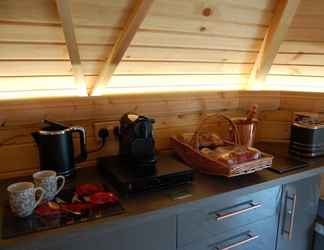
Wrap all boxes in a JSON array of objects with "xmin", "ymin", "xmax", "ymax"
[{"xmin": 93, "ymin": 121, "xmax": 119, "ymax": 142}]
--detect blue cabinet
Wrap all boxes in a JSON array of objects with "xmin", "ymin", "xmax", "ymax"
[
  {"xmin": 4, "ymin": 177, "xmax": 320, "ymax": 250},
  {"xmin": 121, "ymin": 216, "xmax": 177, "ymax": 250},
  {"xmin": 180, "ymin": 216, "xmax": 277, "ymax": 250},
  {"xmin": 177, "ymin": 186, "xmax": 281, "ymax": 247},
  {"xmin": 276, "ymin": 176, "xmax": 320, "ymax": 250}
]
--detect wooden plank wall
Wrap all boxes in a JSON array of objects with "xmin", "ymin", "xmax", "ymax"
[
  {"xmin": 0, "ymin": 91, "xmax": 321, "ymax": 190},
  {"xmin": 239, "ymin": 91, "xmax": 285, "ymax": 142},
  {"xmin": 2, "ymin": 0, "xmax": 324, "ymax": 95},
  {"xmin": 0, "ymin": 89, "xmax": 287, "ymax": 180},
  {"xmin": 1, "ymin": 0, "xmax": 324, "ymax": 94},
  {"xmin": 267, "ymin": 0, "xmax": 324, "ymax": 91},
  {"xmin": 0, "ymin": 91, "xmax": 242, "ymax": 179},
  {"xmin": 0, "ymin": 0, "xmax": 278, "ymax": 96},
  {"xmin": 243, "ymin": 91, "xmax": 324, "ymax": 143},
  {"xmin": 1, "ymin": 90, "xmax": 324, "ymax": 181}
]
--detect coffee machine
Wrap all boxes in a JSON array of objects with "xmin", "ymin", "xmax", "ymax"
[
  {"xmin": 118, "ymin": 113, "xmax": 157, "ymax": 176},
  {"xmin": 98, "ymin": 113, "xmax": 194, "ymax": 195}
]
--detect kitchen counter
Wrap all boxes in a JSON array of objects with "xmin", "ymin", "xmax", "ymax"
[{"xmin": 1, "ymin": 142, "xmax": 324, "ymax": 250}]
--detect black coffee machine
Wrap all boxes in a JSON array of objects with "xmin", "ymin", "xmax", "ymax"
[
  {"xmin": 32, "ymin": 120, "xmax": 87, "ymax": 177},
  {"xmin": 118, "ymin": 113, "xmax": 156, "ymax": 176}
]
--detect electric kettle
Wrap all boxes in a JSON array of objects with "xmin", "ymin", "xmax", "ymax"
[{"xmin": 32, "ymin": 120, "xmax": 87, "ymax": 177}]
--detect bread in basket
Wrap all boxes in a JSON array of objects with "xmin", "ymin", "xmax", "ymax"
[{"xmin": 170, "ymin": 114, "xmax": 273, "ymax": 177}]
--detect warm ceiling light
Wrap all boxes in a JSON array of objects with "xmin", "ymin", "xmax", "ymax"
[
  {"xmin": 266, "ymin": 75, "xmax": 324, "ymax": 92},
  {"xmin": 0, "ymin": 76, "xmax": 85, "ymax": 100},
  {"xmin": 96, "ymin": 75, "xmax": 248, "ymax": 95},
  {"xmin": 246, "ymin": 79, "xmax": 265, "ymax": 90},
  {"xmin": 0, "ymin": 89, "xmax": 78, "ymax": 100}
]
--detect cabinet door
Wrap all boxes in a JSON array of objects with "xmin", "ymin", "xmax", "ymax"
[
  {"xmin": 121, "ymin": 215, "xmax": 176, "ymax": 250},
  {"xmin": 277, "ymin": 176, "xmax": 320, "ymax": 250},
  {"xmin": 14, "ymin": 227, "xmax": 122, "ymax": 250}
]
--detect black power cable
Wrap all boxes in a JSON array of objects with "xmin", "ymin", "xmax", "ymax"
[{"xmin": 87, "ymin": 128, "xmax": 109, "ymax": 154}]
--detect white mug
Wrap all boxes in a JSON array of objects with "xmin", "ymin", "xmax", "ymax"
[
  {"xmin": 33, "ymin": 170, "xmax": 65, "ymax": 201},
  {"xmin": 7, "ymin": 182, "xmax": 45, "ymax": 218}
]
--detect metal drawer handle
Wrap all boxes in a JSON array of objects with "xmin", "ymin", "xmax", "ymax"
[
  {"xmin": 214, "ymin": 233, "xmax": 259, "ymax": 250},
  {"xmin": 215, "ymin": 202, "xmax": 262, "ymax": 221},
  {"xmin": 284, "ymin": 193, "xmax": 297, "ymax": 240}
]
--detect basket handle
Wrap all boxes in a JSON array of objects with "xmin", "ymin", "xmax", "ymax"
[{"xmin": 190, "ymin": 114, "xmax": 241, "ymax": 150}]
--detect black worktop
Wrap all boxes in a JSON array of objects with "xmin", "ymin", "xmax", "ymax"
[{"xmin": 1, "ymin": 142, "xmax": 324, "ymax": 248}]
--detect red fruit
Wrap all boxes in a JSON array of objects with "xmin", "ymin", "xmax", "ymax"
[
  {"xmin": 90, "ymin": 192, "xmax": 119, "ymax": 205},
  {"xmin": 35, "ymin": 204, "xmax": 61, "ymax": 216},
  {"xmin": 76, "ymin": 184, "xmax": 104, "ymax": 197}
]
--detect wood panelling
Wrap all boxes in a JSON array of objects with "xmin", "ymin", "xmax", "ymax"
[
  {"xmin": 2, "ymin": 0, "xmax": 324, "ymax": 182},
  {"xmin": 90, "ymin": 0, "xmax": 154, "ymax": 95},
  {"xmin": 6, "ymin": 43, "xmax": 324, "ymax": 65},
  {"xmin": 55, "ymin": 0, "xmax": 87, "ymax": 95},
  {"xmin": 256, "ymin": 110, "xmax": 292, "ymax": 142},
  {"xmin": 1, "ymin": 0, "xmax": 324, "ymax": 96},
  {"xmin": 239, "ymin": 91, "xmax": 324, "ymax": 144},
  {"xmin": 0, "ymin": 0, "xmax": 130, "ymax": 27},
  {"xmin": 0, "ymin": 23, "xmax": 119, "ymax": 44},
  {"xmin": 0, "ymin": 0, "xmax": 275, "ymax": 96},
  {"xmin": 0, "ymin": 61, "xmax": 253, "ymax": 76},
  {"xmin": 289, "ymin": 0, "xmax": 324, "ymax": 31},
  {"xmin": 267, "ymin": 0, "xmax": 324, "ymax": 91},
  {"xmin": 0, "ymin": 24, "xmax": 262, "ymax": 50},
  {"xmin": 0, "ymin": 0, "xmax": 275, "ymax": 27},
  {"xmin": 0, "ymin": 43, "xmax": 111, "ymax": 60},
  {"xmin": 280, "ymin": 41, "xmax": 324, "ymax": 54},
  {"xmin": 238, "ymin": 91, "xmax": 280, "ymax": 111},
  {"xmin": 0, "ymin": 91, "xmax": 240, "ymax": 179},
  {"xmin": 240, "ymin": 91, "xmax": 290, "ymax": 143},
  {"xmin": 105, "ymin": 75, "xmax": 247, "ymax": 93},
  {"xmin": 0, "ymin": 44, "xmax": 258, "ymax": 62},
  {"xmin": 249, "ymin": 91, "xmax": 324, "ymax": 143},
  {"xmin": 247, "ymin": 0, "xmax": 301, "ymax": 89},
  {"xmin": 280, "ymin": 91, "xmax": 324, "ymax": 112},
  {"xmin": 2, "ymin": 90, "xmax": 324, "ymax": 179}
]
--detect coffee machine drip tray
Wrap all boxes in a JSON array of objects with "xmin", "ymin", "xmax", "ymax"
[{"xmin": 98, "ymin": 151, "xmax": 194, "ymax": 195}]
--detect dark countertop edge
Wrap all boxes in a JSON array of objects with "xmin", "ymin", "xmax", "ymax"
[
  {"xmin": 120, "ymin": 164, "xmax": 324, "ymax": 224},
  {"xmin": 1, "ymin": 164, "xmax": 324, "ymax": 247}
]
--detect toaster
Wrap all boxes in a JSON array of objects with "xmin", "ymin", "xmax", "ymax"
[{"xmin": 289, "ymin": 122, "xmax": 324, "ymax": 157}]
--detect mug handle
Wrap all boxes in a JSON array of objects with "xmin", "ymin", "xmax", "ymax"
[
  {"xmin": 55, "ymin": 175, "xmax": 65, "ymax": 196},
  {"xmin": 34, "ymin": 187, "xmax": 45, "ymax": 209}
]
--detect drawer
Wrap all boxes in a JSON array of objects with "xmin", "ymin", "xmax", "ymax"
[
  {"xmin": 178, "ymin": 186, "xmax": 281, "ymax": 247},
  {"xmin": 180, "ymin": 216, "xmax": 277, "ymax": 250}
]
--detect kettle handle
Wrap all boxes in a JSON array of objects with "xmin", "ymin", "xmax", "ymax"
[{"xmin": 71, "ymin": 127, "xmax": 87, "ymax": 162}]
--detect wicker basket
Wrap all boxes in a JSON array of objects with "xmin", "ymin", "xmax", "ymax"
[{"xmin": 170, "ymin": 114, "xmax": 273, "ymax": 177}]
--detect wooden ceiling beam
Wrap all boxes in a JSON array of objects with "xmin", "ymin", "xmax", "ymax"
[
  {"xmin": 55, "ymin": 0, "xmax": 87, "ymax": 96},
  {"xmin": 246, "ymin": 0, "xmax": 301, "ymax": 90},
  {"xmin": 88, "ymin": 0, "xmax": 154, "ymax": 96}
]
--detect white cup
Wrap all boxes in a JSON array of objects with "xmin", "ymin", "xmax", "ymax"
[
  {"xmin": 33, "ymin": 170, "xmax": 65, "ymax": 201},
  {"xmin": 7, "ymin": 182, "xmax": 45, "ymax": 218}
]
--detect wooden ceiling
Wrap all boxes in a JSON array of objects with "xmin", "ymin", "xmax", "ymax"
[{"xmin": 0, "ymin": 0, "xmax": 324, "ymax": 98}]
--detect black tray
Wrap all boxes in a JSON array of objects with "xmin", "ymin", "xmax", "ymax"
[{"xmin": 2, "ymin": 185, "xmax": 124, "ymax": 239}]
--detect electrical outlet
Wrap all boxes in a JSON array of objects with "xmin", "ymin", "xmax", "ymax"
[{"xmin": 93, "ymin": 121, "xmax": 119, "ymax": 141}]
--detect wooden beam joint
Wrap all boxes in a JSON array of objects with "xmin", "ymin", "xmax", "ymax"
[
  {"xmin": 89, "ymin": 0, "xmax": 154, "ymax": 96},
  {"xmin": 246, "ymin": 0, "xmax": 301, "ymax": 90},
  {"xmin": 55, "ymin": 0, "xmax": 87, "ymax": 96}
]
